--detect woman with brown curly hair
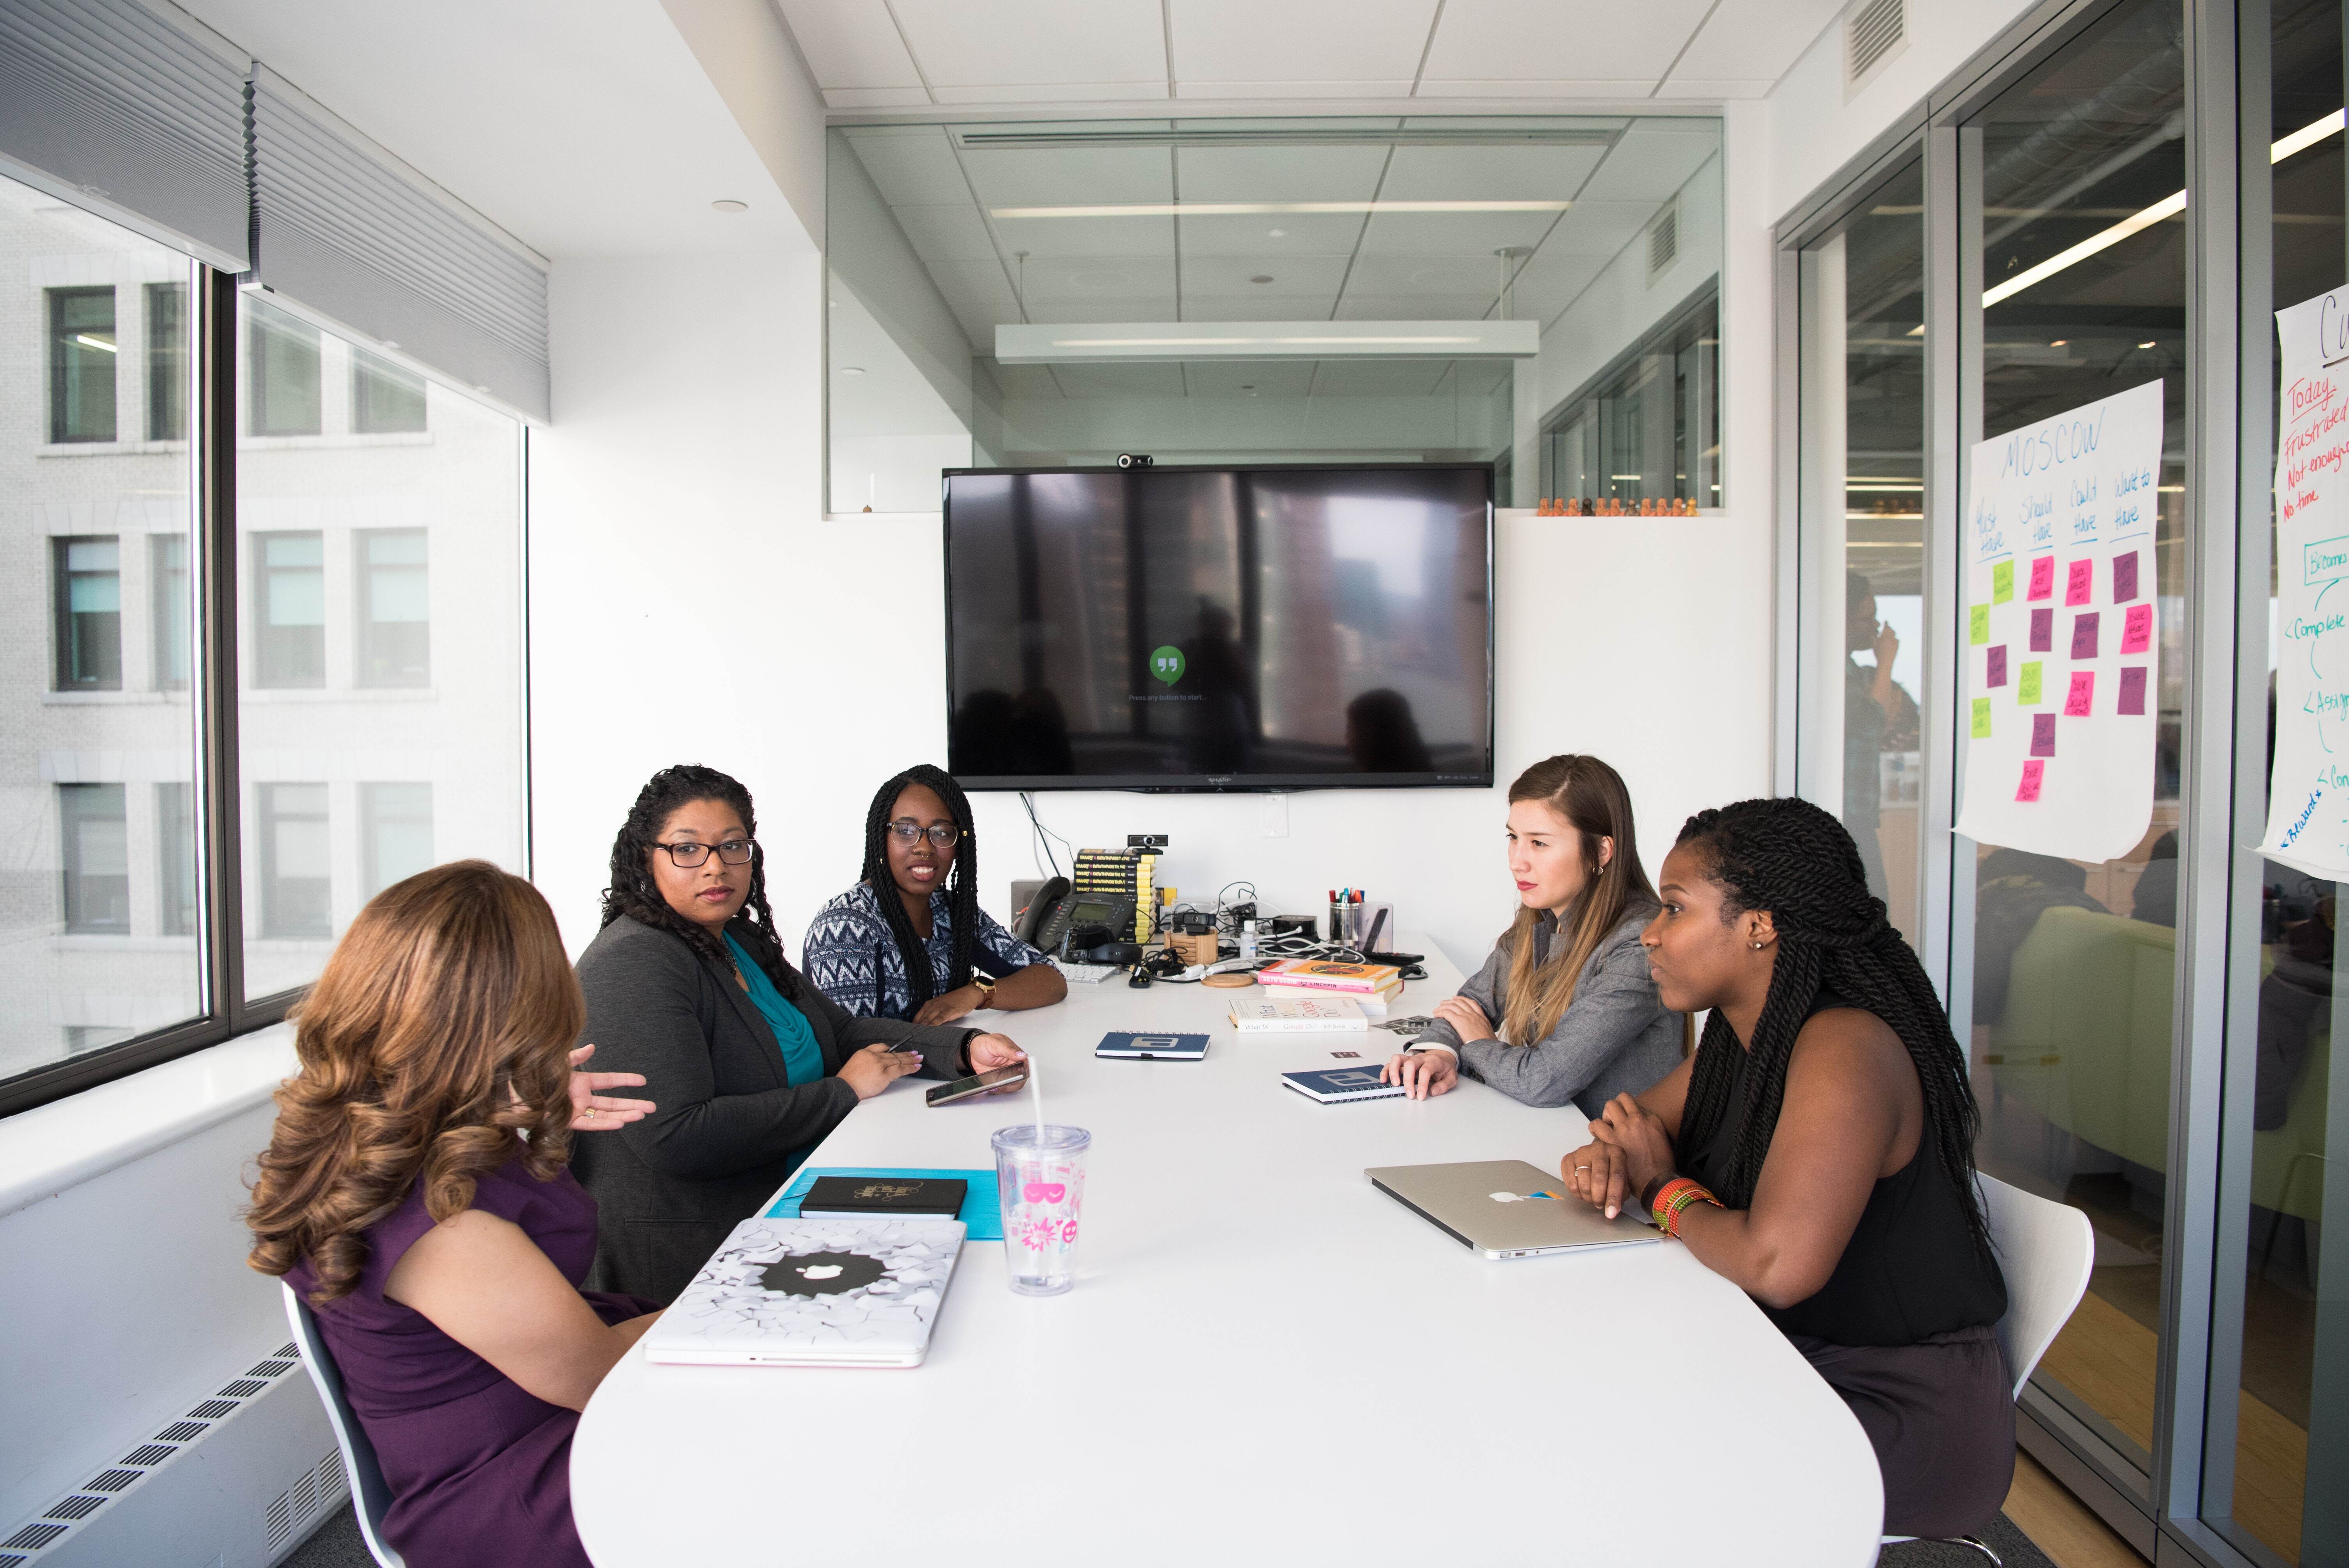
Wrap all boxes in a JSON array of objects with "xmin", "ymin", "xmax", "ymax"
[{"xmin": 247, "ymin": 860, "xmax": 659, "ymax": 1568}]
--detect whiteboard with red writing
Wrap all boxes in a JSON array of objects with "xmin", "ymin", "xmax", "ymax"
[
  {"xmin": 2261, "ymin": 290, "xmax": 2349, "ymax": 879},
  {"xmin": 1954, "ymin": 380, "xmax": 2162, "ymax": 862}
]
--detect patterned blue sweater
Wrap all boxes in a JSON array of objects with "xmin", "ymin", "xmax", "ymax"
[{"xmin": 802, "ymin": 881, "xmax": 1049, "ymax": 1021}]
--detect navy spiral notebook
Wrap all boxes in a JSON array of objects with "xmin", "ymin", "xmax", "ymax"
[{"xmin": 1095, "ymin": 1031, "xmax": 1210, "ymax": 1060}]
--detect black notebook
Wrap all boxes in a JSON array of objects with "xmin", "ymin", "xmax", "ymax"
[{"xmin": 798, "ymin": 1176, "xmax": 968, "ymax": 1219}]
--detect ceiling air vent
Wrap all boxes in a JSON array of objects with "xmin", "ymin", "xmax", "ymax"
[
  {"xmin": 1844, "ymin": 0, "xmax": 1909, "ymax": 98},
  {"xmin": 1647, "ymin": 203, "xmax": 1679, "ymax": 282}
]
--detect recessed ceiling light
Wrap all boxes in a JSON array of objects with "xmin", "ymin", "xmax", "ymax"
[
  {"xmin": 2050, "ymin": 339, "xmax": 2067, "ymax": 347},
  {"xmin": 1250, "ymin": 275, "xmax": 1274, "ymax": 284},
  {"xmin": 2138, "ymin": 339, "xmax": 2157, "ymax": 348},
  {"xmin": 841, "ymin": 365, "xmax": 866, "ymax": 375},
  {"xmin": 711, "ymin": 199, "xmax": 749, "ymax": 214}
]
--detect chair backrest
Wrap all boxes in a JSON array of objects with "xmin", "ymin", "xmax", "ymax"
[
  {"xmin": 281, "ymin": 1282, "xmax": 408, "ymax": 1568},
  {"xmin": 1977, "ymin": 1173, "xmax": 2095, "ymax": 1399}
]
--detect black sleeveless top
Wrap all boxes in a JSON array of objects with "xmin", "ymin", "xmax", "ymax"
[{"xmin": 1678, "ymin": 989, "xmax": 2007, "ymax": 1347}]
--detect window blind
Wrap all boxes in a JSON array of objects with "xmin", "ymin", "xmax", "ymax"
[
  {"xmin": 0, "ymin": 0, "xmax": 250, "ymax": 269},
  {"xmin": 249, "ymin": 66, "xmax": 549, "ymax": 422}
]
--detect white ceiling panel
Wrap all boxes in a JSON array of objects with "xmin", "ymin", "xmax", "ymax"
[
  {"xmin": 989, "ymin": 214, "xmax": 1176, "ymax": 258},
  {"xmin": 775, "ymin": 0, "xmax": 923, "ymax": 89},
  {"xmin": 1310, "ymin": 360, "xmax": 1451, "ymax": 395},
  {"xmin": 887, "ymin": 0, "xmax": 1168, "ymax": 88},
  {"xmin": 1049, "ymin": 363, "xmax": 1191, "ymax": 396},
  {"xmin": 1167, "ymin": 0, "xmax": 1438, "ymax": 84},
  {"xmin": 1025, "ymin": 297, "xmax": 1183, "ymax": 322},
  {"xmin": 1669, "ymin": 0, "xmax": 1841, "ymax": 88},
  {"xmin": 1181, "ymin": 360, "xmax": 1320, "ymax": 397},
  {"xmin": 1538, "ymin": 200, "xmax": 1656, "ymax": 257},
  {"xmin": 1176, "ymin": 80, "xmax": 1416, "ymax": 97},
  {"xmin": 1454, "ymin": 360, "xmax": 1513, "ymax": 396},
  {"xmin": 930, "ymin": 81, "xmax": 1173, "ymax": 103},
  {"xmin": 948, "ymin": 303, "xmax": 1002, "ymax": 347},
  {"xmin": 1334, "ymin": 293, "xmax": 1495, "ymax": 320},
  {"xmin": 926, "ymin": 258, "xmax": 1022, "ymax": 311},
  {"xmin": 1173, "ymin": 144, "xmax": 1388, "ymax": 201},
  {"xmin": 1182, "ymin": 253, "xmax": 1351, "ymax": 296},
  {"xmin": 1413, "ymin": 78, "xmax": 1656, "ymax": 97},
  {"xmin": 1177, "ymin": 212, "xmax": 1368, "ymax": 257},
  {"xmin": 984, "ymin": 361, "xmax": 1066, "ymax": 397},
  {"xmin": 1177, "ymin": 295, "xmax": 1343, "ymax": 321},
  {"xmin": 1341, "ymin": 253, "xmax": 1501, "ymax": 294},
  {"xmin": 890, "ymin": 204, "xmax": 998, "ymax": 262},
  {"xmin": 1020, "ymin": 256, "xmax": 1181, "ymax": 301},
  {"xmin": 843, "ymin": 128, "xmax": 973, "ymax": 206},
  {"xmin": 1421, "ymin": 0, "xmax": 1714, "ymax": 83},
  {"xmin": 1355, "ymin": 208, "xmax": 1562, "ymax": 257},
  {"xmin": 1575, "ymin": 123, "xmax": 1718, "ymax": 204},
  {"xmin": 959, "ymin": 144, "xmax": 1174, "ymax": 207},
  {"xmin": 1503, "ymin": 253, "xmax": 1608, "ymax": 320},
  {"xmin": 823, "ymin": 87, "xmax": 934, "ymax": 108},
  {"xmin": 1650, "ymin": 78, "xmax": 1774, "ymax": 99},
  {"xmin": 1376, "ymin": 143, "xmax": 1605, "ymax": 202}
]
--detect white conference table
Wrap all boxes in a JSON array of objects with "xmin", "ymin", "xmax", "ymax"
[{"xmin": 574, "ymin": 940, "xmax": 1883, "ymax": 1567}]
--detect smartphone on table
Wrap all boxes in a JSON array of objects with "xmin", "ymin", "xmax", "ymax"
[{"xmin": 925, "ymin": 1064, "xmax": 1029, "ymax": 1106}]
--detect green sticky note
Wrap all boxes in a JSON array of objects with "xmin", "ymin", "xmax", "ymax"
[
  {"xmin": 1972, "ymin": 697, "xmax": 1992, "ymax": 738},
  {"xmin": 2018, "ymin": 661, "xmax": 2042, "ymax": 704},
  {"xmin": 1992, "ymin": 560, "xmax": 2014, "ymax": 604},
  {"xmin": 1969, "ymin": 604, "xmax": 1990, "ymax": 645}
]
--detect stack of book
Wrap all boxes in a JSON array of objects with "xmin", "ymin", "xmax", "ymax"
[
  {"xmin": 1073, "ymin": 846, "xmax": 1158, "ymax": 941},
  {"xmin": 1256, "ymin": 958, "xmax": 1405, "ymax": 1015},
  {"xmin": 1226, "ymin": 994, "xmax": 1367, "ymax": 1033}
]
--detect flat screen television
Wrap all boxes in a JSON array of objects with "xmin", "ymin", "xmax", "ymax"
[{"xmin": 943, "ymin": 463, "xmax": 1494, "ymax": 791}]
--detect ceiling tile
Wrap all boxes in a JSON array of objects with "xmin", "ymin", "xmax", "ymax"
[
  {"xmin": 1181, "ymin": 360, "xmax": 1319, "ymax": 397},
  {"xmin": 1376, "ymin": 143, "xmax": 1605, "ymax": 202},
  {"xmin": 1176, "ymin": 296, "xmax": 1340, "ymax": 321},
  {"xmin": 950, "ymin": 302, "xmax": 1004, "ymax": 347},
  {"xmin": 930, "ymin": 81, "xmax": 1172, "ymax": 103},
  {"xmin": 1413, "ymin": 78, "xmax": 1654, "ymax": 97},
  {"xmin": 1333, "ymin": 293, "xmax": 1495, "ymax": 320},
  {"xmin": 1342, "ymin": 253, "xmax": 1506, "ymax": 299},
  {"xmin": 959, "ymin": 144, "xmax": 1174, "ymax": 208},
  {"xmin": 1649, "ymin": 78, "xmax": 1774, "ymax": 98},
  {"xmin": 1175, "ymin": 80, "xmax": 1416, "ymax": 98},
  {"xmin": 890, "ymin": 204, "xmax": 998, "ymax": 262},
  {"xmin": 1167, "ymin": 0, "xmax": 1436, "ymax": 84},
  {"xmin": 1048, "ymin": 363, "xmax": 1191, "ymax": 396},
  {"xmin": 984, "ymin": 361, "xmax": 1067, "ymax": 397},
  {"xmin": 1538, "ymin": 200, "xmax": 1655, "ymax": 257},
  {"xmin": 1355, "ymin": 208, "xmax": 1563, "ymax": 257},
  {"xmin": 1574, "ymin": 122, "xmax": 1719, "ymax": 205},
  {"xmin": 1504, "ymin": 252, "xmax": 1608, "ymax": 321},
  {"xmin": 843, "ymin": 128, "xmax": 973, "ymax": 206},
  {"xmin": 927, "ymin": 258, "xmax": 1021, "ymax": 312},
  {"xmin": 1174, "ymin": 144, "xmax": 1389, "ymax": 202},
  {"xmin": 1181, "ymin": 253, "xmax": 1351, "ymax": 296},
  {"xmin": 887, "ymin": 0, "xmax": 1167, "ymax": 88},
  {"xmin": 823, "ymin": 87, "xmax": 934, "ymax": 108},
  {"xmin": 989, "ymin": 214, "xmax": 1175, "ymax": 259},
  {"xmin": 1178, "ymin": 212, "xmax": 1368, "ymax": 257},
  {"xmin": 1309, "ymin": 359, "xmax": 1451, "ymax": 395},
  {"xmin": 1422, "ymin": 0, "xmax": 1714, "ymax": 82},
  {"xmin": 1668, "ymin": 0, "xmax": 1841, "ymax": 89},
  {"xmin": 1025, "ymin": 298, "xmax": 1182, "ymax": 322},
  {"xmin": 776, "ymin": 0, "xmax": 923, "ymax": 88},
  {"xmin": 1018, "ymin": 256, "xmax": 1179, "ymax": 302}
]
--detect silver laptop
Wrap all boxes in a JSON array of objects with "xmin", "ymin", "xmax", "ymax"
[{"xmin": 1366, "ymin": 1160, "xmax": 1665, "ymax": 1259}]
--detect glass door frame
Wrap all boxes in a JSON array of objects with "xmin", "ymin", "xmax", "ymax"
[{"xmin": 1773, "ymin": 1, "xmax": 2284, "ymax": 1563}]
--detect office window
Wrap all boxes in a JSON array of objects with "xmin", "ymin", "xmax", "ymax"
[
  {"xmin": 357, "ymin": 529, "xmax": 430, "ymax": 686},
  {"xmin": 46, "ymin": 286, "xmax": 116, "ymax": 443},
  {"xmin": 157, "ymin": 782, "xmax": 198, "ymax": 938},
  {"xmin": 52, "ymin": 536, "xmax": 123, "ymax": 691},
  {"xmin": 248, "ymin": 300, "xmax": 322, "ymax": 436},
  {"xmin": 361, "ymin": 783, "xmax": 434, "ymax": 899},
  {"xmin": 1538, "ymin": 286, "xmax": 1719, "ymax": 511},
  {"xmin": 59, "ymin": 784, "xmax": 129, "ymax": 935},
  {"xmin": 254, "ymin": 531, "xmax": 326, "ymax": 688},
  {"xmin": 146, "ymin": 281, "xmax": 186, "ymax": 441},
  {"xmin": 151, "ymin": 533, "xmax": 188, "ymax": 690},
  {"xmin": 353, "ymin": 351, "xmax": 427, "ymax": 434},
  {"xmin": 258, "ymin": 783, "xmax": 331, "ymax": 940}
]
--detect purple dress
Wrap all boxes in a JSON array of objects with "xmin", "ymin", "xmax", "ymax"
[{"xmin": 287, "ymin": 1153, "xmax": 657, "ymax": 1568}]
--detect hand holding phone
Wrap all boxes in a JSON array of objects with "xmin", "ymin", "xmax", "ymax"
[{"xmin": 925, "ymin": 1064, "xmax": 1030, "ymax": 1106}]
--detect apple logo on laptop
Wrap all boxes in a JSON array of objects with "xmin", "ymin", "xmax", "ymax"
[
  {"xmin": 1488, "ymin": 1190, "xmax": 1561, "ymax": 1204},
  {"xmin": 761, "ymin": 1251, "xmax": 886, "ymax": 1296}
]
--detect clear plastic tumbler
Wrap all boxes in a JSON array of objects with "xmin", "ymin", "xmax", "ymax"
[{"xmin": 992, "ymin": 1124, "xmax": 1091, "ymax": 1295}]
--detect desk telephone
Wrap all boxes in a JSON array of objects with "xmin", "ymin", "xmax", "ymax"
[{"xmin": 1014, "ymin": 876, "xmax": 1137, "ymax": 959}]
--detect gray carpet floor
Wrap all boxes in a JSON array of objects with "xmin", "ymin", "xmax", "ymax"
[{"xmin": 285, "ymin": 1500, "xmax": 2064, "ymax": 1566}]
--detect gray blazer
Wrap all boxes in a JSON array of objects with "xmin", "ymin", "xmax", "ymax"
[
  {"xmin": 570, "ymin": 914, "xmax": 979, "ymax": 1303},
  {"xmin": 1410, "ymin": 901, "xmax": 1683, "ymax": 1117}
]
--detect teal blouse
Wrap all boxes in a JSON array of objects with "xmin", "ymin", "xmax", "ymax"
[{"xmin": 724, "ymin": 933, "xmax": 825, "ymax": 1087}]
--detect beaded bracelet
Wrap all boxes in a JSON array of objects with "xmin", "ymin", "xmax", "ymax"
[{"xmin": 1650, "ymin": 1176, "xmax": 1722, "ymax": 1238}]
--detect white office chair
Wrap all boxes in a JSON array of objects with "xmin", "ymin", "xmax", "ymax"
[
  {"xmin": 282, "ymin": 1282, "xmax": 408, "ymax": 1568},
  {"xmin": 1876, "ymin": 1173, "xmax": 2095, "ymax": 1566}
]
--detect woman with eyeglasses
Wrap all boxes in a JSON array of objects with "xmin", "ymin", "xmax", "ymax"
[
  {"xmin": 570, "ymin": 764, "xmax": 1028, "ymax": 1303},
  {"xmin": 803, "ymin": 764, "xmax": 1068, "ymax": 1025}
]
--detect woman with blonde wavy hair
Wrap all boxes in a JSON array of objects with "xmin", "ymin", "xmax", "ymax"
[
  {"xmin": 1381, "ymin": 754, "xmax": 1685, "ymax": 1112},
  {"xmin": 247, "ymin": 860, "xmax": 658, "ymax": 1568}
]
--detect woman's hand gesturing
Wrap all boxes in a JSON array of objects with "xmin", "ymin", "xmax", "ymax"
[{"xmin": 567, "ymin": 1044, "xmax": 655, "ymax": 1130}]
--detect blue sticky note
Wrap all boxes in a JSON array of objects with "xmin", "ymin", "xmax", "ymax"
[{"xmin": 766, "ymin": 1166, "xmax": 1002, "ymax": 1240}]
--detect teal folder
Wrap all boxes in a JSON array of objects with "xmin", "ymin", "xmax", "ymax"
[{"xmin": 766, "ymin": 1166, "xmax": 1002, "ymax": 1240}]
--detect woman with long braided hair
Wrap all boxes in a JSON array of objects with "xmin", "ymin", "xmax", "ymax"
[
  {"xmin": 571, "ymin": 764, "xmax": 1028, "ymax": 1301},
  {"xmin": 803, "ymin": 764, "xmax": 1066, "ymax": 1025},
  {"xmin": 1561, "ymin": 796, "xmax": 2012, "ymax": 1539}
]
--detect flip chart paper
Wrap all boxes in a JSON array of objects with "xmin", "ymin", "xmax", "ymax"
[
  {"xmin": 1987, "ymin": 646, "xmax": 2009, "ymax": 687},
  {"xmin": 1955, "ymin": 380, "xmax": 2160, "ymax": 855},
  {"xmin": 1993, "ymin": 561, "xmax": 2015, "ymax": 603},
  {"xmin": 2259, "ymin": 289, "xmax": 2349, "ymax": 877},
  {"xmin": 2121, "ymin": 602, "xmax": 2153, "ymax": 654}
]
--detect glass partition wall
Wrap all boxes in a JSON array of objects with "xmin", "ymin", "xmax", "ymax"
[{"xmin": 1780, "ymin": 0, "xmax": 2348, "ymax": 1562}]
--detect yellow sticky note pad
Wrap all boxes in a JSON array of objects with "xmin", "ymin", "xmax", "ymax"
[
  {"xmin": 1992, "ymin": 561, "xmax": 2014, "ymax": 604},
  {"xmin": 1969, "ymin": 605, "xmax": 1990, "ymax": 645},
  {"xmin": 1971, "ymin": 697, "xmax": 1992, "ymax": 738},
  {"xmin": 2018, "ymin": 661, "xmax": 2042, "ymax": 704}
]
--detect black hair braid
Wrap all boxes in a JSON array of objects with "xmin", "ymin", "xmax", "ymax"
[
  {"xmin": 859, "ymin": 764, "xmax": 978, "ymax": 1010},
  {"xmin": 601, "ymin": 763, "xmax": 798, "ymax": 1000},
  {"xmin": 1673, "ymin": 797, "xmax": 1993, "ymax": 1263}
]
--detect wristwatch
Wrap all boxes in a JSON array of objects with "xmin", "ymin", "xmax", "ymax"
[{"xmin": 971, "ymin": 973, "xmax": 998, "ymax": 1005}]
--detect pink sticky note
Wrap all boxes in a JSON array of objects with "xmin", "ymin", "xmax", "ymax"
[
  {"xmin": 2121, "ymin": 602, "xmax": 2152, "ymax": 654},
  {"xmin": 2064, "ymin": 670, "xmax": 2096, "ymax": 716},
  {"xmin": 2066, "ymin": 559, "xmax": 2094, "ymax": 605},
  {"xmin": 2118, "ymin": 666, "xmax": 2148, "ymax": 715},
  {"xmin": 2030, "ymin": 608, "xmax": 2054, "ymax": 652},
  {"xmin": 2031, "ymin": 712, "xmax": 2057, "ymax": 756},
  {"xmin": 2071, "ymin": 611, "xmax": 2100, "ymax": 660},
  {"xmin": 2017, "ymin": 759, "xmax": 2046, "ymax": 802},
  {"xmin": 1987, "ymin": 646, "xmax": 2008, "ymax": 687},
  {"xmin": 2112, "ymin": 550, "xmax": 2140, "ymax": 603},
  {"xmin": 2028, "ymin": 556, "xmax": 2055, "ymax": 601}
]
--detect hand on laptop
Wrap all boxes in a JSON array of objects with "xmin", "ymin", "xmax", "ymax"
[
  {"xmin": 1380, "ymin": 1047, "xmax": 1458, "ymax": 1099},
  {"xmin": 1563, "ymin": 1092, "xmax": 1674, "ymax": 1220}
]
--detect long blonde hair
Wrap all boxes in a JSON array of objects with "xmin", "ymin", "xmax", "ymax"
[
  {"xmin": 246, "ymin": 860, "xmax": 583, "ymax": 1304},
  {"xmin": 1498, "ymin": 755, "xmax": 1654, "ymax": 1045}
]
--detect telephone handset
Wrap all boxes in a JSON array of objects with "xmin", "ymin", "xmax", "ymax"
[
  {"xmin": 1014, "ymin": 876, "xmax": 1070, "ymax": 946},
  {"xmin": 1016, "ymin": 877, "xmax": 1137, "ymax": 958}
]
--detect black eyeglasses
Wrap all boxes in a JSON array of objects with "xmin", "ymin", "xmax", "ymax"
[
  {"xmin": 655, "ymin": 838, "xmax": 754, "ymax": 867},
  {"xmin": 887, "ymin": 821, "xmax": 963, "ymax": 849}
]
